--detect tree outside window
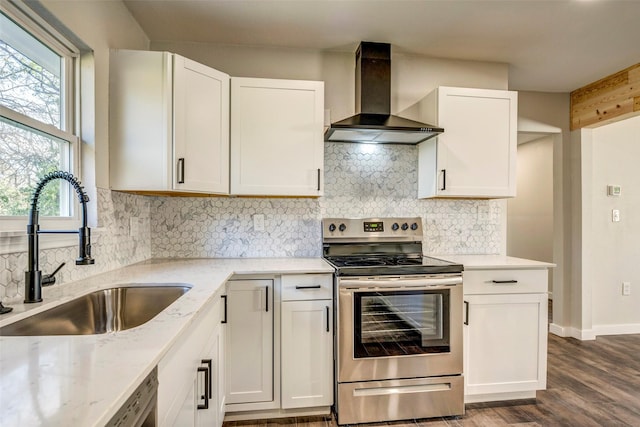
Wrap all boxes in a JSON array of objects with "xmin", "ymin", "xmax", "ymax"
[{"xmin": 0, "ymin": 8, "xmax": 75, "ymax": 219}]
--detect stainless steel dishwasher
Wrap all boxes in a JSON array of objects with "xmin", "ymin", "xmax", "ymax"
[{"xmin": 106, "ymin": 367, "xmax": 158, "ymax": 427}]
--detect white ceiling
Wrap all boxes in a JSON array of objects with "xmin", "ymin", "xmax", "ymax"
[{"xmin": 123, "ymin": 0, "xmax": 640, "ymax": 93}]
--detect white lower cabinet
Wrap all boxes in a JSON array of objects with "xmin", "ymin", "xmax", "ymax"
[
  {"xmin": 158, "ymin": 294, "xmax": 226, "ymax": 427},
  {"xmin": 281, "ymin": 276, "xmax": 333, "ymax": 408},
  {"xmin": 225, "ymin": 274, "xmax": 333, "ymax": 419},
  {"xmin": 225, "ymin": 279, "xmax": 274, "ymax": 406},
  {"xmin": 463, "ymin": 268, "xmax": 549, "ymax": 403}
]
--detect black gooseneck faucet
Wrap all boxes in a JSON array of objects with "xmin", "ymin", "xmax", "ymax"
[{"xmin": 24, "ymin": 171, "xmax": 95, "ymax": 303}]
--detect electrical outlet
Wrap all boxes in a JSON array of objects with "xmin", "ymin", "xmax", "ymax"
[
  {"xmin": 253, "ymin": 214, "xmax": 265, "ymax": 232},
  {"xmin": 622, "ymin": 281, "xmax": 631, "ymax": 296},
  {"xmin": 477, "ymin": 204, "xmax": 491, "ymax": 222}
]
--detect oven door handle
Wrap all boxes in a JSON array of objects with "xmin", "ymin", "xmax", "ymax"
[{"xmin": 339, "ymin": 276, "xmax": 462, "ymax": 289}]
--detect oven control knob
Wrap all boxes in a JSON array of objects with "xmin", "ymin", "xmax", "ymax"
[
  {"xmin": 401, "ymin": 223, "xmax": 409, "ymax": 231},
  {"xmin": 411, "ymin": 222, "xmax": 418, "ymax": 231},
  {"xmin": 328, "ymin": 223, "xmax": 336, "ymax": 232},
  {"xmin": 392, "ymin": 223, "xmax": 399, "ymax": 231},
  {"xmin": 339, "ymin": 223, "xmax": 347, "ymax": 232}
]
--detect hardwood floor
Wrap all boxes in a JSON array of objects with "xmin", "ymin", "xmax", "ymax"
[{"xmin": 223, "ymin": 332, "xmax": 640, "ymax": 427}]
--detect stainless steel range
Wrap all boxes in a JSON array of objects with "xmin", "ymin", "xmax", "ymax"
[{"xmin": 322, "ymin": 217, "xmax": 464, "ymax": 425}]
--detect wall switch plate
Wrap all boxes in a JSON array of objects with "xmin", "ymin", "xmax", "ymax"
[
  {"xmin": 608, "ymin": 185, "xmax": 622, "ymax": 196},
  {"xmin": 623, "ymin": 281, "xmax": 631, "ymax": 296},
  {"xmin": 253, "ymin": 214, "xmax": 265, "ymax": 232},
  {"xmin": 612, "ymin": 209, "xmax": 621, "ymax": 222}
]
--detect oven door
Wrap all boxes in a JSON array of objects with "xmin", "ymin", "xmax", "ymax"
[{"xmin": 337, "ymin": 275, "xmax": 463, "ymax": 383}]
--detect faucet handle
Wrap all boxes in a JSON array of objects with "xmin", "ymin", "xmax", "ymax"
[
  {"xmin": 42, "ymin": 262, "xmax": 66, "ymax": 287},
  {"xmin": 76, "ymin": 226, "xmax": 95, "ymax": 265}
]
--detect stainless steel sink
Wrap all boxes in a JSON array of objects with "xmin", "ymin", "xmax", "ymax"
[{"xmin": 0, "ymin": 284, "xmax": 191, "ymax": 336}]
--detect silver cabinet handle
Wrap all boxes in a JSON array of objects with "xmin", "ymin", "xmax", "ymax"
[{"xmin": 317, "ymin": 168, "xmax": 321, "ymax": 191}]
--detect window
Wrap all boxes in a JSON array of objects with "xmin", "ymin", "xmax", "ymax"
[{"xmin": 0, "ymin": 1, "xmax": 79, "ymax": 231}]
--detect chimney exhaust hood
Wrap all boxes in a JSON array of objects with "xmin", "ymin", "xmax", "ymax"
[{"xmin": 324, "ymin": 42, "xmax": 443, "ymax": 145}]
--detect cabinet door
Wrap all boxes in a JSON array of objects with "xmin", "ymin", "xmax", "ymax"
[
  {"xmin": 174, "ymin": 55, "xmax": 230, "ymax": 194},
  {"xmin": 226, "ymin": 280, "xmax": 274, "ymax": 404},
  {"xmin": 196, "ymin": 340, "xmax": 217, "ymax": 427},
  {"xmin": 281, "ymin": 300, "xmax": 333, "ymax": 409},
  {"xmin": 230, "ymin": 77, "xmax": 324, "ymax": 196},
  {"xmin": 215, "ymin": 319, "xmax": 226, "ymax": 425},
  {"xmin": 418, "ymin": 87, "xmax": 517, "ymax": 198},
  {"xmin": 109, "ymin": 50, "xmax": 173, "ymax": 192},
  {"xmin": 172, "ymin": 375, "xmax": 197, "ymax": 427},
  {"xmin": 464, "ymin": 292, "xmax": 547, "ymax": 396}
]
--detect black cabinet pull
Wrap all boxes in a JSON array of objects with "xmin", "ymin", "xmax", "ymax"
[
  {"xmin": 197, "ymin": 366, "xmax": 209, "ymax": 410},
  {"xmin": 464, "ymin": 301, "xmax": 469, "ymax": 326},
  {"xmin": 265, "ymin": 286, "xmax": 269, "ymax": 312},
  {"xmin": 177, "ymin": 158, "xmax": 185, "ymax": 184},
  {"xmin": 221, "ymin": 295, "xmax": 227, "ymax": 324},
  {"xmin": 326, "ymin": 305, "xmax": 330, "ymax": 332},
  {"xmin": 317, "ymin": 168, "xmax": 321, "ymax": 191},
  {"xmin": 491, "ymin": 280, "xmax": 518, "ymax": 284},
  {"xmin": 295, "ymin": 285, "xmax": 321, "ymax": 290},
  {"xmin": 202, "ymin": 359, "xmax": 212, "ymax": 398},
  {"xmin": 441, "ymin": 169, "xmax": 447, "ymax": 191}
]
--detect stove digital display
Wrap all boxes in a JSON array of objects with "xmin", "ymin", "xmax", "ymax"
[{"xmin": 363, "ymin": 221, "xmax": 384, "ymax": 232}]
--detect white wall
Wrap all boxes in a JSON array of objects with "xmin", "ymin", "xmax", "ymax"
[
  {"xmin": 587, "ymin": 115, "xmax": 640, "ymax": 334},
  {"xmin": 516, "ymin": 91, "xmax": 571, "ymax": 333},
  {"xmin": 507, "ymin": 136, "xmax": 554, "ymax": 266}
]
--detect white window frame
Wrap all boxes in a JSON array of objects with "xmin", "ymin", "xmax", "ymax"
[{"xmin": 0, "ymin": 0, "xmax": 82, "ymax": 248}]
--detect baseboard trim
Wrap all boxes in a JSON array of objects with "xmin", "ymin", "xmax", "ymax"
[
  {"xmin": 224, "ymin": 407, "xmax": 331, "ymax": 421},
  {"xmin": 465, "ymin": 390, "xmax": 536, "ymax": 404},
  {"xmin": 593, "ymin": 323, "xmax": 640, "ymax": 336},
  {"xmin": 548, "ymin": 323, "xmax": 595, "ymax": 340}
]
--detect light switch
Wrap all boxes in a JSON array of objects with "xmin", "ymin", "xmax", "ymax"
[{"xmin": 612, "ymin": 209, "xmax": 620, "ymax": 222}]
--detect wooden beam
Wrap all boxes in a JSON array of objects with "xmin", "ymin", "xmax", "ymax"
[{"xmin": 570, "ymin": 62, "xmax": 640, "ymax": 130}]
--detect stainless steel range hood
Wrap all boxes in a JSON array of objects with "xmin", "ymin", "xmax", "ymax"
[{"xmin": 324, "ymin": 42, "xmax": 443, "ymax": 144}]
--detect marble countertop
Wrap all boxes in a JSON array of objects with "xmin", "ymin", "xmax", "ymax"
[
  {"xmin": 432, "ymin": 254, "xmax": 556, "ymax": 269},
  {"xmin": 0, "ymin": 258, "xmax": 333, "ymax": 427}
]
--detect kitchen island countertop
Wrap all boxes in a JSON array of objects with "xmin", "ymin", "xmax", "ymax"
[{"xmin": 0, "ymin": 257, "xmax": 334, "ymax": 427}]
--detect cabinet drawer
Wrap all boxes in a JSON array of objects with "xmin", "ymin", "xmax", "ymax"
[
  {"xmin": 282, "ymin": 274, "xmax": 333, "ymax": 301},
  {"xmin": 463, "ymin": 269, "xmax": 548, "ymax": 295}
]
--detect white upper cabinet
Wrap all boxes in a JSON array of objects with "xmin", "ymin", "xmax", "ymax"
[
  {"xmin": 110, "ymin": 50, "xmax": 230, "ymax": 194},
  {"xmin": 417, "ymin": 86, "xmax": 517, "ymax": 198},
  {"xmin": 230, "ymin": 77, "xmax": 324, "ymax": 196}
]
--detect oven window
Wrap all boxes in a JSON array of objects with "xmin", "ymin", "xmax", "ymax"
[{"xmin": 354, "ymin": 289, "xmax": 450, "ymax": 358}]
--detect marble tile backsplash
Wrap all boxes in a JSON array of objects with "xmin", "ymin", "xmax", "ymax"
[
  {"xmin": 1, "ymin": 142, "xmax": 501, "ymax": 302},
  {"xmin": 0, "ymin": 189, "xmax": 151, "ymax": 303},
  {"xmin": 151, "ymin": 143, "xmax": 502, "ymax": 258}
]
